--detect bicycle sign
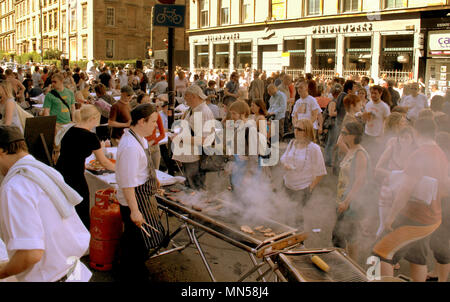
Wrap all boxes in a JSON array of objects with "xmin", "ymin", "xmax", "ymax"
[{"xmin": 153, "ymin": 4, "xmax": 185, "ymax": 28}]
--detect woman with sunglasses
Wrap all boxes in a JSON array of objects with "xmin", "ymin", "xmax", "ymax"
[
  {"xmin": 280, "ymin": 119, "xmax": 327, "ymax": 228},
  {"xmin": 332, "ymin": 122, "xmax": 370, "ymax": 262}
]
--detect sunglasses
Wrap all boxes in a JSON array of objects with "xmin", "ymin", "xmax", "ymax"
[{"xmin": 294, "ymin": 127, "xmax": 305, "ymax": 132}]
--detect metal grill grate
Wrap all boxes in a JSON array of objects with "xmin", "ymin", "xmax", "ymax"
[{"xmin": 283, "ymin": 251, "xmax": 367, "ymax": 282}]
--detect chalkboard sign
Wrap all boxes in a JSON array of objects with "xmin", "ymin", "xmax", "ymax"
[{"xmin": 24, "ymin": 116, "xmax": 57, "ymax": 166}]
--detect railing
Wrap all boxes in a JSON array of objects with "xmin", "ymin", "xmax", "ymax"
[
  {"xmin": 311, "ymin": 69, "xmax": 336, "ymax": 79},
  {"xmin": 343, "ymin": 69, "xmax": 370, "ymax": 78},
  {"xmin": 285, "ymin": 69, "xmax": 305, "ymax": 80},
  {"xmin": 379, "ymin": 70, "xmax": 413, "ymax": 83}
]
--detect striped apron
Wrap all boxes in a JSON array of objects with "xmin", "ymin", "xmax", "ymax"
[{"xmin": 129, "ymin": 129, "xmax": 165, "ymax": 249}]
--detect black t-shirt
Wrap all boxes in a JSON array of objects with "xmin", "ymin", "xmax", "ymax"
[
  {"xmin": 73, "ymin": 73, "xmax": 81, "ymax": 85},
  {"xmin": 99, "ymin": 72, "xmax": 112, "ymax": 88},
  {"xmin": 56, "ymin": 127, "xmax": 101, "ymax": 191}
]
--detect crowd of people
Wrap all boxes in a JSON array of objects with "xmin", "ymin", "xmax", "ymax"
[{"xmin": 0, "ymin": 59, "xmax": 450, "ymax": 283}]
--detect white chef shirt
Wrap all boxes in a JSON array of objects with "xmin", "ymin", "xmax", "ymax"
[
  {"xmin": 364, "ymin": 100, "xmax": 391, "ymax": 137},
  {"xmin": 116, "ymin": 129, "xmax": 150, "ymax": 206},
  {"xmin": 0, "ymin": 156, "xmax": 91, "ymax": 282}
]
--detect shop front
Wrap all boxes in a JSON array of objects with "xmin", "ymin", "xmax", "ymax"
[{"xmin": 189, "ymin": 15, "xmax": 421, "ymax": 81}]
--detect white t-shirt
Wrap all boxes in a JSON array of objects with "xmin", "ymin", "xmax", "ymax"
[
  {"xmin": 0, "ymin": 156, "xmax": 91, "ymax": 282},
  {"xmin": 32, "ymin": 72, "xmax": 41, "ymax": 88},
  {"xmin": 175, "ymin": 76, "xmax": 188, "ymax": 96},
  {"xmin": 153, "ymin": 81, "xmax": 168, "ymax": 96},
  {"xmin": 280, "ymin": 141, "xmax": 327, "ymax": 190},
  {"xmin": 116, "ymin": 129, "xmax": 150, "ymax": 206},
  {"xmin": 292, "ymin": 95, "xmax": 322, "ymax": 129},
  {"xmin": 364, "ymin": 100, "xmax": 390, "ymax": 137},
  {"xmin": 400, "ymin": 94, "xmax": 427, "ymax": 121},
  {"xmin": 172, "ymin": 102, "xmax": 215, "ymax": 163},
  {"xmin": 118, "ymin": 73, "xmax": 128, "ymax": 88}
]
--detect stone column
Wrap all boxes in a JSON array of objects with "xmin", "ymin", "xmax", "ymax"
[
  {"xmin": 190, "ymin": 41, "xmax": 195, "ymax": 72},
  {"xmin": 209, "ymin": 41, "xmax": 214, "ymax": 70},
  {"xmin": 336, "ymin": 34, "xmax": 344, "ymax": 77},
  {"xmin": 305, "ymin": 35, "xmax": 313, "ymax": 73},
  {"xmin": 229, "ymin": 40, "xmax": 235, "ymax": 74},
  {"xmin": 371, "ymin": 32, "xmax": 381, "ymax": 81}
]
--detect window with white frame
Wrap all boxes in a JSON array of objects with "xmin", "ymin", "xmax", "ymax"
[
  {"xmin": 82, "ymin": 4, "xmax": 87, "ymax": 29},
  {"xmin": 82, "ymin": 36, "xmax": 87, "ymax": 58},
  {"xmin": 241, "ymin": 0, "xmax": 252, "ymax": 23},
  {"xmin": 307, "ymin": 0, "xmax": 320, "ymax": 16},
  {"xmin": 61, "ymin": 12, "xmax": 66, "ymax": 33},
  {"xmin": 106, "ymin": 7, "xmax": 115, "ymax": 26},
  {"xmin": 271, "ymin": 0, "xmax": 286, "ymax": 20},
  {"xmin": 106, "ymin": 39, "xmax": 114, "ymax": 58},
  {"xmin": 199, "ymin": 0, "xmax": 209, "ymax": 27},
  {"xmin": 342, "ymin": 0, "xmax": 359, "ymax": 12},
  {"xmin": 385, "ymin": 0, "xmax": 405, "ymax": 9},
  {"xmin": 220, "ymin": 0, "xmax": 230, "ymax": 25},
  {"xmin": 54, "ymin": 11, "xmax": 57, "ymax": 28},
  {"xmin": 70, "ymin": 9, "xmax": 76, "ymax": 31}
]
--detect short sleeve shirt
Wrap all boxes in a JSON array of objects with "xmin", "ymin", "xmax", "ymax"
[
  {"xmin": 43, "ymin": 88, "xmax": 75, "ymax": 124},
  {"xmin": 364, "ymin": 100, "xmax": 390, "ymax": 137},
  {"xmin": 292, "ymin": 95, "xmax": 322, "ymax": 129}
]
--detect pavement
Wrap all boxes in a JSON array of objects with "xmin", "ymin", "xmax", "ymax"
[{"xmin": 85, "ymin": 163, "xmax": 449, "ymax": 282}]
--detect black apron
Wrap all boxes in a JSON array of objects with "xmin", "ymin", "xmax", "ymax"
[{"xmin": 129, "ymin": 129, "xmax": 165, "ymax": 249}]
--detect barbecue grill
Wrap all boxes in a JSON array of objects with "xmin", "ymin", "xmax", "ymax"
[
  {"xmin": 153, "ymin": 184, "xmax": 307, "ymax": 282},
  {"xmin": 272, "ymin": 248, "xmax": 369, "ymax": 282}
]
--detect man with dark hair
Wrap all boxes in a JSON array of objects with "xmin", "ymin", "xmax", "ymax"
[
  {"xmin": 336, "ymin": 80, "xmax": 356, "ymax": 128},
  {"xmin": 0, "ymin": 125, "xmax": 91, "ymax": 282},
  {"xmin": 99, "ymin": 67, "xmax": 112, "ymax": 89},
  {"xmin": 373, "ymin": 118, "xmax": 449, "ymax": 282},
  {"xmin": 387, "ymin": 80, "xmax": 400, "ymax": 108},
  {"xmin": 108, "ymin": 85, "xmax": 133, "ymax": 145},
  {"xmin": 72, "ymin": 67, "xmax": 81, "ymax": 85},
  {"xmin": 115, "ymin": 104, "xmax": 164, "ymax": 281}
]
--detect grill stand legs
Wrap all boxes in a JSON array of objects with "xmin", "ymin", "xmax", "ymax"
[{"xmin": 185, "ymin": 226, "xmax": 217, "ymax": 282}]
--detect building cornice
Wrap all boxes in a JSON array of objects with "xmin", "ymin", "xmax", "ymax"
[{"xmin": 187, "ymin": 5, "xmax": 450, "ymax": 34}]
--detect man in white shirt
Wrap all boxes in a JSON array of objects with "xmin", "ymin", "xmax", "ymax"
[
  {"xmin": 292, "ymin": 81, "xmax": 321, "ymax": 139},
  {"xmin": 116, "ymin": 104, "xmax": 162, "ymax": 281},
  {"xmin": 400, "ymin": 82, "xmax": 428, "ymax": 121},
  {"xmin": 151, "ymin": 76, "xmax": 168, "ymax": 96},
  {"xmin": 171, "ymin": 85, "xmax": 215, "ymax": 190},
  {"xmin": 362, "ymin": 85, "xmax": 390, "ymax": 162},
  {"xmin": 0, "ymin": 126, "xmax": 91, "ymax": 282}
]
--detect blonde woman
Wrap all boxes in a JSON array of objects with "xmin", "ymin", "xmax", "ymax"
[
  {"xmin": 56, "ymin": 105, "xmax": 115, "ymax": 229},
  {"xmin": 0, "ymin": 78, "xmax": 23, "ymax": 133},
  {"xmin": 280, "ymin": 118, "xmax": 327, "ymax": 227}
]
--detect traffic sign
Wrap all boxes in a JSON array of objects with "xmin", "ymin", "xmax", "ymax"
[{"xmin": 153, "ymin": 4, "xmax": 185, "ymax": 28}]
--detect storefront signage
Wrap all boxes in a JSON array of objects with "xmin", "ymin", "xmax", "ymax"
[
  {"xmin": 205, "ymin": 33, "xmax": 240, "ymax": 42},
  {"xmin": 312, "ymin": 23, "xmax": 373, "ymax": 34},
  {"xmin": 429, "ymin": 32, "xmax": 450, "ymax": 51}
]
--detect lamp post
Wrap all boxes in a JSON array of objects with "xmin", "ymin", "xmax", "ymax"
[{"xmin": 39, "ymin": 0, "xmax": 43, "ymax": 62}]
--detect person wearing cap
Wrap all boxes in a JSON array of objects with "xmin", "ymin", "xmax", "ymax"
[
  {"xmin": 0, "ymin": 125, "xmax": 92, "ymax": 282},
  {"xmin": 172, "ymin": 85, "xmax": 215, "ymax": 190},
  {"xmin": 108, "ymin": 85, "xmax": 133, "ymax": 146},
  {"xmin": 115, "ymin": 104, "xmax": 165, "ymax": 281}
]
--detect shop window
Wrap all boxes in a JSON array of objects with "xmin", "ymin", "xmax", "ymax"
[
  {"xmin": 344, "ymin": 36, "xmax": 372, "ymax": 74},
  {"xmin": 235, "ymin": 43, "xmax": 252, "ymax": 70},
  {"xmin": 199, "ymin": 0, "xmax": 209, "ymax": 28},
  {"xmin": 271, "ymin": 0, "xmax": 286, "ymax": 20},
  {"xmin": 214, "ymin": 44, "xmax": 230, "ymax": 69},
  {"xmin": 306, "ymin": 0, "xmax": 320, "ymax": 16},
  {"xmin": 312, "ymin": 38, "xmax": 336, "ymax": 71},
  {"xmin": 385, "ymin": 0, "xmax": 405, "ymax": 9},
  {"xmin": 284, "ymin": 39, "xmax": 306, "ymax": 69},
  {"xmin": 241, "ymin": 0, "xmax": 252, "ymax": 23},
  {"xmin": 195, "ymin": 44, "xmax": 209, "ymax": 68},
  {"xmin": 220, "ymin": 0, "xmax": 230, "ymax": 25},
  {"xmin": 380, "ymin": 35, "xmax": 413, "ymax": 73}
]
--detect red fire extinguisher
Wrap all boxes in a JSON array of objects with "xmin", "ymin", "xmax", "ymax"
[{"xmin": 89, "ymin": 188, "xmax": 123, "ymax": 271}]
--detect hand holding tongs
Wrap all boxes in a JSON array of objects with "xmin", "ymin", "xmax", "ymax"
[{"xmin": 140, "ymin": 221, "xmax": 161, "ymax": 237}]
